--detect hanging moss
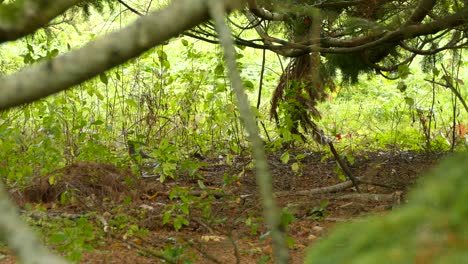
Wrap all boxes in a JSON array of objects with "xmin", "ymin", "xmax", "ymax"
[{"xmin": 325, "ymin": 53, "xmax": 371, "ymax": 84}]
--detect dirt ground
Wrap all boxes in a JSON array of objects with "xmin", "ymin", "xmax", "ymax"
[{"xmin": 1, "ymin": 150, "xmax": 444, "ymax": 263}]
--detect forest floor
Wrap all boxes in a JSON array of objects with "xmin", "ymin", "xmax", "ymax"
[{"xmin": 0, "ymin": 150, "xmax": 444, "ymax": 263}]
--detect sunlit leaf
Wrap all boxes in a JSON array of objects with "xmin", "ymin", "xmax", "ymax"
[
  {"xmin": 281, "ymin": 151, "xmax": 290, "ymax": 164},
  {"xmin": 198, "ymin": 180, "xmax": 206, "ymax": 189},
  {"xmin": 91, "ymin": 120, "xmax": 104, "ymax": 126},
  {"xmin": 214, "ymin": 63, "xmax": 224, "ymax": 76},
  {"xmin": 397, "ymin": 81, "xmax": 407, "ymax": 92},
  {"xmin": 291, "ymin": 162, "xmax": 300, "ymax": 173},
  {"xmin": 404, "ymin": 96, "xmax": 415, "ymax": 106},
  {"xmin": 243, "ymin": 80, "xmax": 255, "ymax": 91},
  {"xmin": 48, "ymin": 175, "xmax": 56, "ymax": 185},
  {"xmin": 49, "ymin": 233, "xmax": 66, "ymax": 243},
  {"xmin": 398, "ymin": 64, "xmax": 410, "ymax": 79}
]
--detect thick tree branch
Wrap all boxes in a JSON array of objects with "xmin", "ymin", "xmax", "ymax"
[
  {"xmin": 281, "ymin": 7, "xmax": 468, "ymax": 57},
  {"xmin": 246, "ymin": 0, "xmax": 286, "ymax": 21},
  {"xmin": 404, "ymin": 0, "xmax": 437, "ymax": 26},
  {"xmin": 0, "ymin": 0, "xmax": 241, "ymax": 111},
  {"xmin": 400, "ymin": 40, "xmax": 468, "ymax": 54},
  {"xmin": 0, "ymin": 0, "xmax": 83, "ymax": 43}
]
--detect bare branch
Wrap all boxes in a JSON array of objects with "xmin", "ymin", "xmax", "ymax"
[
  {"xmin": 0, "ymin": 0, "xmax": 241, "ymax": 111},
  {"xmin": 117, "ymin": 0, "xmax": 144, "ymax": 16},
  {"xmin": 404, "ymin": 0, "xmax": 437, "ymax": 26},
  {"xmin": 246, "ymin": 0, "xmax": 286, "ymax": 21}
]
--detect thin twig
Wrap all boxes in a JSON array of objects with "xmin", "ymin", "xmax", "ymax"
[{"xmin": 328, "ymin": 142, "xmax": 361, "ymax": 192}]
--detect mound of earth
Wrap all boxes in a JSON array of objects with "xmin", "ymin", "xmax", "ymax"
[{"xmin": 14, "ymin": 162, "xmax": 139, "ymax": 209}]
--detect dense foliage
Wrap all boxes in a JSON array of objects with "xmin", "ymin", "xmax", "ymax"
[{"xmin": 0, "ymin": 0, "xmax": 467, "ymax": 262}]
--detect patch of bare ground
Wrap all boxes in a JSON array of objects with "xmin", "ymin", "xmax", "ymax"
[{"xmin": 4, "ymin": 150, "xmax": 444, "ymax": 263}]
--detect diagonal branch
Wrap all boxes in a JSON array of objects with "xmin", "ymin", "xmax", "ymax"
[
  {"xmin": 117, "ymin": 0, "xmax": 144, "ymax": 16},
  {"xmin": 246, "ymin": 0, "xmax": 286, "ymax": 21},
  {"xmin": 0, "ymin": 0, "xmax": 240, "ymax": 111},
  {"xmin": 404, "ymin": 0, "xmax": 437, "ymax": 26}
]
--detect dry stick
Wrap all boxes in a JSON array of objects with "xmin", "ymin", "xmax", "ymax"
[
  {"xmin": 208, "ymin": 1, "xmax": 289, "ymax": 264},
  {"xmin": 328, "ymin": 142, "xmax": 361, "ymax": 192},
  {"xmin": 332, "ymin": 193, "xmax": 398, "ymax": 203},
  {"xmin": 275, "ymin": 177, "xmax": 397, "ymax": 197},
  {"xmin": 275, "ymin": 179, "xmax": 353, "ymax": 197}
]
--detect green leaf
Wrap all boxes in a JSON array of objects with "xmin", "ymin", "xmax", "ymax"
[
  {"xmin": 90, "ymin": 120, "xmax": 104, "ymax": 126},
  {"xmin": 397, "ymin": 81, "xmax": 407, "ymax": 92},
  {"xmin": 214, "ymin": 63, "xmax": 224, "ymax": 76},
  {"xmin": 398, "ymin": 64, "xmax": 410, "ymax": 79},
  {"xmin": 49, "ymin": 233, "xmax": 66, "ymax": 243},
  {"xmin": 163, "ymin": 211, "xmax": 171, "ymax": 224},
  {"xmin": 243, "ymin": 80, "xmax": 255, "ymax": 91},
  {"xmin": 23, "ymin": 53, "xmax": 33, "ymax": 64},
  {"xmin": 258, "ymin": 255, "xmax": 270, "ymax": 264},
  {"xmin": 334, "ymin": 166, "xmax": 346, "ymax": 181},
  {"xmin": 286, "ymin": 236, "xmax": 295, "ymax": 248},
  {"xmin": 281, "ymin": 151, "xmax": 290, "ymax": 164},
  {"xmin": 27, "ymin": 44, "xmax": 34, "ymax": 53},
  {"xmin": 99, "ymin": 73, "xmax": 108, "ymax": 85},
  {"xmin": 296, "ymin": 154, "xmax": 306, "ymax": 160},
  {"xmin": 345, "ymin": 154, "xmax": 355, "ymax": 165},
  {"xmin": 281, "ymin": 211, "xmax": 295, "ymax": 226},
  {"xmin": 181, "ymin": 39, "xmax": 189, "ymax": 46},
  {"xmin": 404, "ymin": 96, "xmax": 415, "ymax": 106},
  {"xmin": 49, "ymin": 49, "xmax": 59, "ymax": 58},
  {"xmin": 48, "ymin": 175, "xmax": 56, "ymax": 185},
  {"xmin": 181, "ymin": 203, "xmax": 189, "ymax": 215},
  {"xmin": 291, "ymin": 162, "xmax": 300, "ymax": 173},
  {"xmin": 95, "ymin": 90, "xmax": 104, "ymax": 100},
  {"xmin": 197, "ymin": 180, "xmax": 206, "ymax": 189},
  {"xmin": 157, "ymin": 50, "xmax": 168, "ymax": 62},
  {"xmin": 125, "ymin": 98, "xmax": 138, "ymax": 108}
]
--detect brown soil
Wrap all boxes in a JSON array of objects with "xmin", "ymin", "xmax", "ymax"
[{"xmin": 1, "ymin": 150, "xmax": 444, "ymax": 263}]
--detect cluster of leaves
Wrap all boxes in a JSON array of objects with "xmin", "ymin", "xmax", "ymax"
[{"xmin": 163, "ymin": 186, "xmax": 216, "ymax": 231}]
